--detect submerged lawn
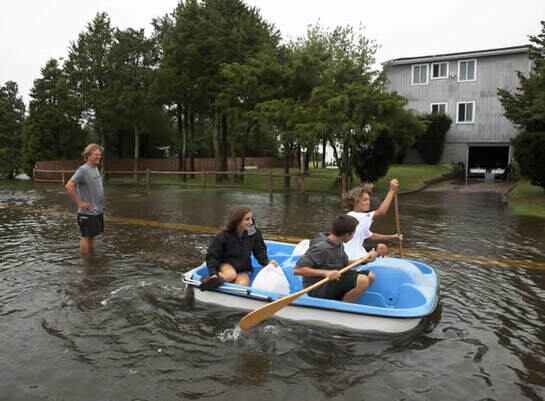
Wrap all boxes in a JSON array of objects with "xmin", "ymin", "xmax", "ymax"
[
  {"xmin": 108, "ymin": 164, "xmax": 454, "ymax": 195},
  {"xmin": 507, "ymin": 179, "xmax": 545, "ymax": 218}
]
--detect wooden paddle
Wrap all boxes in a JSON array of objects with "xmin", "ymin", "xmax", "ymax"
[
  {"xmin": 239, "ymin": 254, "xmax": 372, "ymax": 330},
  {"xmin": 394, "ymin": 193, "xmax": 404, "ymax": 258}
]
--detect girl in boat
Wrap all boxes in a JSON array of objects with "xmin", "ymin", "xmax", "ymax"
[{"xmin": 202, "ymin": 206, "xmax": 276, "ymax": 289}]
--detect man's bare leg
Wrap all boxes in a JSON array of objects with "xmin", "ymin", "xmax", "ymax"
[
  {"xmin": 342, "ymin": 275, "xmax": 370, "ymax": 303},
  {"xmin": 80, "ymin": 236, "xmax": 95, "ymax": 253}
]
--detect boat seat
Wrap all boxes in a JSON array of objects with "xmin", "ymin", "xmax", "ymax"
[{"xmin": 396, "ymin": 284, "xmax": 426, "ymax": 308}]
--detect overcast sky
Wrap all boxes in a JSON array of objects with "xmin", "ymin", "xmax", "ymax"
[{"xmin": 1, "ymin": 0, "xmax": 543, "ymax": 106}]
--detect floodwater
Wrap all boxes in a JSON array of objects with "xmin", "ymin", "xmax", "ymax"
[{"xmin": 1, "ymin": 180, "xmax": 544, "ymax": 401}]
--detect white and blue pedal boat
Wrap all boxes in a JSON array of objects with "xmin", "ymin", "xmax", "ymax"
[{"xmin": 182, "ymin": 240, "xmax": 440, "ymax": 334}]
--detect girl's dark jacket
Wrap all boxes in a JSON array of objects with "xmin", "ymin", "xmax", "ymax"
[{"xmin": 205, "ymin": 226, "xmax": 269, "ymax": 276}]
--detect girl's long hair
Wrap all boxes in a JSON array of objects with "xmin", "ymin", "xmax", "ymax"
[
  {"xmin": 342, "ymin": 183, "xmax": 374, "ymax": 211},
  {"xmin": 225, "ymin": 206, "xmax": 252, "ymax": 231}
]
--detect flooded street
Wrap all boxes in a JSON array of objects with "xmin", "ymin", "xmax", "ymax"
[{"xmin": 1, "ymin": 180, "xmax": 545, "ymax": 400}]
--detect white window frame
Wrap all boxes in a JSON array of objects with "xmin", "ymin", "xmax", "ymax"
[
  {"xmin": 431, "ymin": 62, "xmax": 449, "ymax": 80},
  {"xmin": 457, "ymin": 59, "xmax": 477, "ymax": 82},
  {"xmin": 456, "ymin": 101, "xmax": 475, "ymax": 124},
  {"xmin": 411, "ymin": 64, "xmax": 429, "ymax": 86},
  {"xmin": 430, "ymin": 102, "xmax": 448, "ymax": 114}
]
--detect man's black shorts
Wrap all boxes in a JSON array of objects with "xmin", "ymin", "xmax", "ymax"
[
  {"xmin": 77, "ymin": 213, "xmax": 104, "ymax": 238},
  {"xmin": 309, "ymin": 270, "xmax": 369, "ymax": 301}
]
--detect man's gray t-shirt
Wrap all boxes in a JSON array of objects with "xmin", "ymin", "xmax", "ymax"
[
  {"xmin": 70, "ymin": 164, "xmax": 104, "ymax": 215},
  {"xmin": 295, "ymin": 233, "xmax": 349, "ymax": 288}
]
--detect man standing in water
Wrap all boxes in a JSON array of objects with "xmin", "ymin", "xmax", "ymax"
[{"xmin": 65, "ymin": 144, "xmax": 104, "ymax": 253}]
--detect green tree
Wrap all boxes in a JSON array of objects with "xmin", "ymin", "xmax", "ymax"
[
  {"xmin": 255, "ymin": 27, "xmax": 332, "ymax": 186},
  {"xmin": 0, "ymin": 81, "xmax": 25, "ymax": 178},
  {"xmin": 22, "ymin": 59, "xmax": 85, "ymax": 174},
  {"xmin": 65, "ymin": 12, "xmax": 115, "ymax": 147},
  {"xmin": 153, "ymin": 1, "xmax": 203, "ymax": 173},
  {"xmin": 107, "ymin": 27, "xmax": 162, "ymax": 171},
  {"xmin": 156, "ymin": 0, "xmax": 279, "ymax": 179},
  {"xmin": 498, "ymin": 20, "xmax": 545, "ymax": 189},
  {"xmin": 218, "ymin": 49, "xmax": 286, "ymax": 179},
  {"xmin": 352, "ymin": 127, "xmax": 396, "ymax": 183},
  {"xmin": 498, "ymin": 21, "xmax": 545, "ymax": 132},
  {"xmin": 288, "ymin": 27, "xmax": 331, "ymax": 174},
  {"xmin": 203, "ymin": 0, "xmax": 279, "ymax": 178},
  {"xmin": 512, "ymin": 131, "xmax": 545, "ymax": 188},
  {"xmin": 303, "ymin": 25, "xmax": 421, "ymax": 190}
]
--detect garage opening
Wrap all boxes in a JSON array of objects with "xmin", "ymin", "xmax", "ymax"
[{"xmin": 468, "ymin": 146, "xmax": 510, "ymax": 179}]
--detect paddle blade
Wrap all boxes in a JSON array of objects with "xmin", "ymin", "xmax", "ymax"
[{"xmin": 239, "ymin": 293, "xmax": 298, "ymax": 330}]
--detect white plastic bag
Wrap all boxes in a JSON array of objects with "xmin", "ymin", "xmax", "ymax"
[
  {"xmin": 292, "ymin": 239, "xmax": 310, "ymax": 256},
  {"xmin": 251, "ymin": 263, "xmax": 290, "ymax": 294}
]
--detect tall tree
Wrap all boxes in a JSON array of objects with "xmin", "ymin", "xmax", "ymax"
[
  {"xmin": 154, "ymin": 1, "xmax": 202, "ymax": 173},
  {"xmin": 0, "ymin": 81, "xmax": 25, "ymax": 178},
  {"xmin": 202, "ymin": 0, "xmax": 279, "ymax": 178},
  {"xmin": 22, "ymin": 59, "xmax": 85, "ymax": 173},
  {"xmin": 107, "ymin": 27, "xmax": 161, "ymax": 172},
  {"xmin": 306, "ymin": 25, "xmax": 379, "ymax": 190},
  {"xmin": 65, "ymin": 12, "xmax": 115, "ymax": 147},
  {"xmin": 218, "ymin": 48, "xmax": 285, "ymax": 179},
  {"xmin": 302, "ymin": 25, "xmax": 422, "ymax": 189},
  {"xmin": 498, "ymin": 21, "xmax": 545, "ymax": 132},
  {"xmin": 498, "ymin": 20, "xmax": 545, "ymax": 189},
  {"xmin": 156, "ymin": 0, "xmax": 280, "ymax": 179}
]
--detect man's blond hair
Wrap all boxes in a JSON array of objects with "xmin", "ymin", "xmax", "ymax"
[{"xmin": 82, "ymin": 143, "xmax": 104, "ymax": 160}]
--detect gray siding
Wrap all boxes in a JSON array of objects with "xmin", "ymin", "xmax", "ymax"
[{"xmin": 386, "ymin": 51, "xmax": 530, "ymax": 155}]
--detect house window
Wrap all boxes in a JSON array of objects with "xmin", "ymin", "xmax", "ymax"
[
  {"xmin": 457, "ymin": 101, "xmax": 475, "ymax": 123},
  {"xmin": 411, "ymin": 64, "xmax": 428, "ymax": 85},
  {"xmin": 431, "ymin": 103, "xmax": 448, "ymax": 114},
  {"xmin": 431, "ymin": 62, "xmax": 448, "ymax": 79},
  {"xmin": 458, "ymin": 59, "xmax": 477, "ymax": 81}
]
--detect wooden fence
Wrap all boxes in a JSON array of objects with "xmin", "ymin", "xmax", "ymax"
[
  {"xmin": 32, "ymin": 167, "xmax": 338, "ymax": 195},
  {"xmin": 34, "ymin": 156, "xmax": 285, "ymax": 179}
]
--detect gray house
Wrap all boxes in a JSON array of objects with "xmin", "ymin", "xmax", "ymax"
[{"xmin": 385, "ymin": 45, "xmax": 531, "ymax": 177}]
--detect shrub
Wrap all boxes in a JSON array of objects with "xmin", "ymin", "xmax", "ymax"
[
  {"xmin": 416, "ymin": 113, "xmax": 452, "ymax": 164},
  {"xmin": 513, "ymin": 131, "xmax": 545, "ymax": 189},
  {"xmin": 353, "ymin": 128, "xmax": 396, "ymax": 183}
]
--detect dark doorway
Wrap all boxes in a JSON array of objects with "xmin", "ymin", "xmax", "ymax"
[{"xmin": 468, "ymin": 146, "xmax": 509, "ymax": 178}]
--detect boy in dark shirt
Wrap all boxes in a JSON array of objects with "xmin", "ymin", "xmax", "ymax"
[{"xmin": 294, "ymin": 214, "xmax": 376, "ymax": 302}]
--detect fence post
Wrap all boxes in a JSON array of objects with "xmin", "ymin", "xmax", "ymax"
[
  {"xmin": 61, "ymin": 171, "xmax": 65, "ymax": 185},
  {"xmin": 268, "ymin": 169, "xmax": 273, "ymax": 196},
  {"xmin": 201, "ymin": 169, "xmax": 206, "ymax": 189},
  {"xmin": 300, "ymin": 175, "xmax": 306, "ymax": 193},
  {"xmin": 146, "ymin": 168, "xmax": 150, "ymax": 189}
]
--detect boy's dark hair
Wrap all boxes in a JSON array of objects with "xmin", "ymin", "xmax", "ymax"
[{"xmin": 331, "ymin": 214, "xmax": 358, "ymax": 236}]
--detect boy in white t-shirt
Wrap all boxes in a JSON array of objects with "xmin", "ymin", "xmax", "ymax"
[{"xmin": 342, "ymin": 178, "xmax": 403, "ymax": 267}]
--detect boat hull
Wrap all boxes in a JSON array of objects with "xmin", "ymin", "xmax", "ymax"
[
  {"xmin": 192, "ymin": 286, "xmax": 423, "ymax": 333},
  {"xmin": 183, "ymin": 239, "xmax": 439, "ymax": 333}
]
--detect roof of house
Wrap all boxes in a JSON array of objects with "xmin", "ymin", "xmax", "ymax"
[{"xmin": 385, "ymin": 45, "xmax": 530, "ymax": 65}]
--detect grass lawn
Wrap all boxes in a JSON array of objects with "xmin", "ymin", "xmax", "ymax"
[
  {"xmin": 372, "ymin": 164, "xmax": 454, "ymax": 194},
  {"xmin": 107, "ymin": 164, "xmax": 454, "ymax": 195},
  {"xmin": 507, "ymin": 179, "xmax": 545, "ymax": 218}
]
